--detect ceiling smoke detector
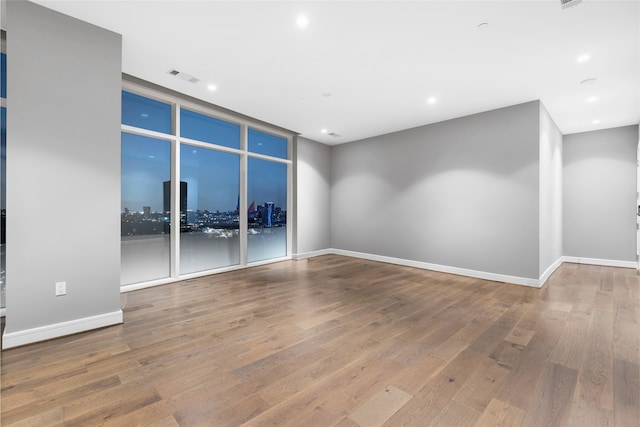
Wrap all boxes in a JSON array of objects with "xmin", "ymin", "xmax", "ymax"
[
  {"xmin": 167, "ymin": 69, "xmax": 200, "ymax": 84},
  {"xmin": 561, "ymin": 0, "xmax": 583, "ymax": 9}
]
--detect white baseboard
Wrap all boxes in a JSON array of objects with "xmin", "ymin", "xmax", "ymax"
[
  {"xmin": 297, "ymin": 250, "xmax": 637, "ymax": 288},
  {"xmin": 331, "ymin": 248, "xmax": 543, "ymax": 288},
  {"xmin": 539, "ymin": 257, "xmax": 564, "ymax": 287},
  {"xmin": 562, "ymin": 256, "xmax": 636, "ymax": 269},
  {"xmin": 121, "ymin": 277, "xmax": 182, "ymax": 293},
  {"xmin": 293, "ymin": 249, "xmax": 334, "ymax": 260},
  {"xmin": 2, "ymin": 310, "xmax": 123, "ymax": 349}
]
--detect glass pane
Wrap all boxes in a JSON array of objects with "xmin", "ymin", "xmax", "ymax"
[
  {"xmin": 1, "ymin": 53, "xmax": 6, "ymax": 98},
  {"xmin": 180, "ymin": 109, "xmax": 240, "ymax": 149},
  {"xmin": 121, "ymin": 132, "xmax": 171, "ymax": 285},
  {"xmin": 248, "ymin": 128, "xmax": 287, "ymax": 159},
  {"xmin": 248, "ymin": 157, "xmax": 287, "ymax": 262},
  {"xmin": 180, "ymin": 145, "xmax": 240, "ymax": 274},
  {"xmin": 122, "ymin": 91, "xmax": 172, "ymax": 134}
]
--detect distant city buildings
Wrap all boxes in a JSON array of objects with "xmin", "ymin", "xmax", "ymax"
[{"xmin": 122, "ymin": 180, "xmax": 285, "ymax": 237}]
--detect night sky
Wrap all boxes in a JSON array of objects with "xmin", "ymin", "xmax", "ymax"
[{"xmin": 121, "ymin": 91, "xmax": 288, "ymax": 213}]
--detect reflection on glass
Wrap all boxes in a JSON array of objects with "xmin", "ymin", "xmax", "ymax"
[
  {"xmin": 180, "ymin": 145, "xmax": 240, "ymax": 274},
  {"xmin": 248, "ymin": 157, "xmax": 287, "ymax": 262},
  {"xmin": 248, "ymin": 128, "xmax": 287, "ymax": 159},
  {"xmin": 122, "ymin": 91, "xmax": 172, "ymax": 134},
  {"xmin": 181, "ymin": 109, "xmax": 240, "ymax": 149},
  {"xmin": 121, "ymin": 132, "xmax": 171, "ymax": 285}
]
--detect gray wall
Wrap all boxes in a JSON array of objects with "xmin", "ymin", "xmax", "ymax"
[
  {"xmin": 5, "ymin": 1, "xmax": 122, "ymax": 340},
  {"xmin": 539, "ymin": 103, "xmax": 563, "ymax": 275},
  {"xmin": 295, "ymin": 137, "xmax": 331, "ymax": 255},
  {"xmin": 563, "ymin": 125, "xmax": 638, "ymax": 262},
  {"xmin": 331, "ymin": 101, "xmax": 541, "ymax": 279}
]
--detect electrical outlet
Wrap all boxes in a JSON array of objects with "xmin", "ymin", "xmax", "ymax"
[{"xmin": 55, "ymin": 281, "xmax": 66, "ymax": 296}]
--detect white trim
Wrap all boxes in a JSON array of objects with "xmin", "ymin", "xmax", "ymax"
[
  {"xmin": 119, "ymin": 251, "xmax": 638, "ymax": 295},
  {"xmin": 121, "ymin": 124, "xmax": 176, "ymax": 142},
  {"xmin": 247, "ymin": 255, "xmax": 291, "ymax": 268},
  {"xmin": 247, "ymin": 151, "xmax": 292, "ymax": 165},
  {"xmin": 170, "ymin": 106, "xmax": 180, "ymax": 279},
  {"xmin": 0, "ymin": 307, "xmax": 5, "ymax": 317},
  {"xmin": 120, "ymin": 254, "xmax": 293, "ymax": 294},
  {"xmin": 121, "ymin": 79, "xmax": 296, "ymax": 140},
  {"xmin": 331, "ymin": 249, "xmax": 543, "ymax": 288},
  {"xmin": 120, "ymin": 256, "xmax": 293, "ymax": 293},
  {"xmin": 2, "ymin": 310, "xmax": 123, "ymax": 349},
  {"xmin": 292, "ymin": 250, "xmax": 638, "ymax": 287},
  {"xmin": 180, "ymin": 135, "xmax": 244, "ymax": 156},
  {"xmin": 121, "ymin": 276, "xmax": 180, "ymax": 293},
  {"xmin": 562, "ymin": 256, "xmax": 637, "ymax": 269},
  {"xmin": 293, "ymin": 249, "xmax": 334, "ymax": 260},
  {"xmin": 239, "ymin": 125, "xmax": 248, "ymax": 266},
  {"xmin": 539, "ymin": 257, "xmax": 564, "ymax": 286},
  {"xmin": 179, "ymin": 264, "xmax": 248, "ymax": 281},
  {"xmin": 120, "ymin": 264, "xmax": 248, "ymax": 293}
]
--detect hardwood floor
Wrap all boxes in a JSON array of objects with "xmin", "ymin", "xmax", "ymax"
[{"xmin": 1, "ymin": 255, "xmax": 639, "ymax": 426}]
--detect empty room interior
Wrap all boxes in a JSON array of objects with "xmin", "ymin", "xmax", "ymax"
[{"xmin": 1, "ymin": 0, "xmax": 639, "ymax": 425}]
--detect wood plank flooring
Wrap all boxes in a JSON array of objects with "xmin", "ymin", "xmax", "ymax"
[{"xmin": 1, "ymin": 255, "xmax": 639, "ymax": 426}]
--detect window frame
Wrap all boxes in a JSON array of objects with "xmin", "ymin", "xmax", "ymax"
[{"xmin": 120, "ymin": 79, "xmax": 294, "ymax": 292}]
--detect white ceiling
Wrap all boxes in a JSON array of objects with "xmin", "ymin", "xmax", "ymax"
[{"xmin": 23, "ymin": 1, "xmax": 640, "ymax": 144}]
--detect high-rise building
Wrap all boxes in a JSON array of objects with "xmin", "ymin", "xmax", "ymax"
[
  {"xmin": 163, "ymin": 181, "xmax": 187, "ymax": 216},
  {"xmin": 265, "ymin": 202, "xmax": 274, "ymax": 228},
  {"xmin": 163, "ymin": 181, "xmax": 188, "ymax": 232}
]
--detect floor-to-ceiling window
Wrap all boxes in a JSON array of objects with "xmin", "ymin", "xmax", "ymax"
[
  {"xmin": 121, "ymin": 133, "xmax": 172, "ymax": 284},
  {"xmin": 179, "ymin": 108, "xmax": 242, "ymax": 275},
  {"xmin": 247, "ymin": 129, "xmax": 289, "ymax": 262},
  {"xmin": 121, "ymin": 82, "xmax": 292, "ymax": 287},
  {"xmin": 121, "ymin": 91, "xmax": 173, "ymax": 285},
  {"xmin": 179, "ymin": 144, "xmax": 240, "ymax": 274}
]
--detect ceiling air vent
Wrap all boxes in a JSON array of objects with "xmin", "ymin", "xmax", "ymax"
[
  {"xmin": 167, "ymin": 69, "xmax": 200, "ymax": 84},
  {"xmin": 328, "ymin": 132, "xmax": 342, "ymax": 138},
  {"xmin": 561, "ymin": 0, "xmax": 582, "ymax": 9}
]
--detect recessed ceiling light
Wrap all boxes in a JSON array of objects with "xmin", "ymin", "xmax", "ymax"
[
  {"xmin": 207, "ymin": 84, "xmax": 217, "ymax": 91},
  {"xmin": 577, "ymin": 53, "xmax": 590, "ymax": 63},
  {"xmin": 427, "ymin": 97, "xmax": 437, "ymax": 105},
  {"xmin": 321, "ymin": 129, "xmax": 328, "ymax": 134},
  {"xmin": 300, "ymin": 98, "xmax": 308, "ymax": 103},
  {"xmin": 592, "ymin": 119, "xmax": 601, "ymax": 124},
  {"xmin": 580, "ymin": 78, "xmax": 597, "ymax": 85},
  {"xmin": 586, "ymin": 96, "xmax": 598, "ymax": 103},
  {"xmin": 477, "ymin": 22, "xmax": 489, "ymax": 30},
  {"xmin": 296, "ymin": 14, "xmax": 309, "ymax": 29}
]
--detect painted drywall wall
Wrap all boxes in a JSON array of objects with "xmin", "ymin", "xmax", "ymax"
[
  {"xmin": 295, "ymin": 137, "xmax": 331, "ymax": 255},
  {"xmin": 563, "ymin": 125, "xmax": 638, "ymax": 262},
  {"xmin": 539, "ymin": 103, "xmax": 563, "ymax": 276},
  {"xmin": 4, "ymin": 1, "xmax": 122, "ymax": 347},
  {"xmin": 331, "ymin": 101, "xmax": 541, "ymax": 280}
]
